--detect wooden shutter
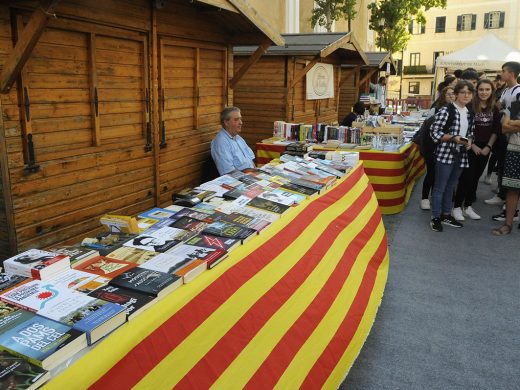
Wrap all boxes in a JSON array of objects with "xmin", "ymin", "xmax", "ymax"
[
  {"xmin": 456, "ymin": 15, "xmax": 462, "ymax": 31},
  {"xmin": 499, "ymin": 12, "xmax": 505, "ymax": 28},
  {"xmin": 484, "ymin": 13, "xmax": 489, "ymax": 29},
  {"xmin": 420, "ymin": 24, "xmax": 425, "ymax": 34},
  {"xmin": 408, "ymin": 21, "xmax": 413, "ymax": 34},
  {"xmin": 471, "ymin": 14, "xmax": 477, "ymax": 30}
]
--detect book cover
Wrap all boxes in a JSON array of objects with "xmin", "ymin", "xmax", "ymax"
[
  {"xmin": 173, "ymin": 188, "xmax": 216, "ymax": 201},
  {"xmin": 202, "ymin": 221, "xmax": 257, "ymax": 241},
  {"xmin": 279, "ymin": 181, "xmax": 319, "ymax": 197},
  {"xmin": 171, "ymin": 207, "xmax": 214, "ymax": 222},
  {"xmin": 257, "ymin": 191, "xmax": 296, "ymax": 206},
  {"xmin": 47, "ymin": 245, "xmax": 100, "ymax": 268},
  {"xmin": 81, "ymin": 233, "xmax": 137, "ymax": 256},
  {"xmin": 109, "ymin": 267, "xmax": 182, "ymax": 298},
  {"xmin": 0, "ymin": 314, "xmax": 86, "ymax": 370},
  {"xmin": 170, "ymin": 216, "xmax": 208, "ymax": 233},
  {"xmin": 46, "ymin": 269, "xmax": 110, "ymax": 294},
  {"xmin": 100, "ymin": 214, "xmax": 140, "ymax": 234},
  {"xmin": 216, "ymin": 203, "xmax": 280, "ymax": 223},
  {"xmin": 0, "ymin": 273, "xmax": 28, "ymax": 294},
  {"xmin": 270, "ymin": 188, "xmax": 307, "ymax": 205},
  {"xmin": 184, "ymin": 234, "xmax": 240, "ymax": 252},
  {"xmin": 215, "ymin": 212, "xmax": 270, "ymax": 232},
  {"xmin": 174, "ymin": 259, "xmax": 207, "ymax": 283},
  {"xmin": 0, "ymin": 350, "xmax": 50, "ymax": 390},
  {"xmin": 88, "ymin": 285, "xmax": 155, "ymax": 320},
  {"xmin": 106, "ymin": 246, "xmax": 158, "ymax": 265},
  {"xmin": 123, "ymin": 227, "xmax": 193, "ymax": 253},
  {"xmin": 138, "ymin": 207, "xmax": 178, "ymax": 220},
  {"xmin": 74, "ymin": 256, "xmax": 137, "ymax": 279},
  {"xmin": 3, "ymin": 249, "xmax": 70, "ymax": 280},
  {"xmin": 246, "ymin": 197, "xmax": 290, "ymax": 215},
  {"xmin": 136, "ymin": 217, "xmax": 160, "ymax": 232}
]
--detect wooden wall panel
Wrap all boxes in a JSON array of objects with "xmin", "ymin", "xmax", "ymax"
[
  {"xmin": 338, "ymin": 68, "xmax": 360, "ymax": 121},
  {"xmin": 233, "ymin": 56, "xmax": 286, "ymax": 148}
]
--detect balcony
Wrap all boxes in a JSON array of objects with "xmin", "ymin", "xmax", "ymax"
[{"xmin": 403, "ymin": 65, "xmax": 433, "ymax": 75}]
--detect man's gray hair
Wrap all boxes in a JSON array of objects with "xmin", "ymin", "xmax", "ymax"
[{"xmin": 220, "ymin": 106, "xmax": 241, "ymax": 126}]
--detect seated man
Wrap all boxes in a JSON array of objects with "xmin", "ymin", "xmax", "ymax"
[
  {"xmin": 340, "ymin": 101, "xmax": 365, "ymax": 127},
  {"xmin": 211, "ymin": 107, "xmax": 255, "ymax": 175}
]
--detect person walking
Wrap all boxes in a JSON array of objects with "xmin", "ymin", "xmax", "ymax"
[
  {"xmin": 452, "ymin": 79, "xmax": 499, "ymax": 221},
  {"xmin": 429, "ymin": 81, "xmax": 475, "ymax": 232}
]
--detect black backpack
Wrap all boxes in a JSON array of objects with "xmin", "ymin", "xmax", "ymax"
[{"xmin": 413, "ymin": 104, "xmax": 457, "ymax": 156}]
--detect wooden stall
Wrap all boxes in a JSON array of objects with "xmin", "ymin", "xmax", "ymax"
[
  {"xmin": 0, "ymin": 0, "xmax": 283, "ymax": 259},
  {"xmin": 232, "ymin": 33, "xmax": 368, "ymax": 148},
  {"xmin": 338, "ymin": 51, "xmax": 396, "ymax": 120}
]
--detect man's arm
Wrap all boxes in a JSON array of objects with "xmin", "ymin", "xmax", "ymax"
[
  {"xmin": 501, "ymin": 116, "xmax": 520, "ymax": 133},
  {"xmin": 211, "ymin": 137, "xmax": 235, "ymax": 175}
]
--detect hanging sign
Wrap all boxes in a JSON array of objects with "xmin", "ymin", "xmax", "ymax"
[{"xmin": 306, "ymin": 63, "xmax": 334, "ymax": 100}]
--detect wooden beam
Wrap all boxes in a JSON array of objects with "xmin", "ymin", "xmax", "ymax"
[
  {"xmin": 359, "ymin": 68, "xmax": 378, "ymax": 87},
  {"xmin": 230, "ymin": 42, "xmax": 270, "ymax": 89},
  {"xmin": 0, "ymin": 0, "xmax": 61, "ymax": 94},
  {"xmin": 289, "ymin": 56, "xmax": 320, "ymax": 89},
  {"xmin": 151, "ymin": 6, "xmax": 161, "ymax": 206}
]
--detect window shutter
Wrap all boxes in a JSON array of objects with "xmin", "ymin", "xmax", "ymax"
[
  {"xmin": 408, "ymin": 21, "xmax": 413, "ymax": 33},
  {"xmin": 484, "ymin": 12, "xmax": 489, "ymax": 29},
  {"xmin": 471, "ymin": 14, "xmax": 477, "ymax": 30},
  {"xmin": 421, "ymin": 24, "xmax": 425, "ymax": 34},
  {"xmin": 499, "ymin": 12, "xmax": 505, "ymax": 28},
  {"xmin": 456, "ymin": 15, "xmax": 462, "ymax": 31}
]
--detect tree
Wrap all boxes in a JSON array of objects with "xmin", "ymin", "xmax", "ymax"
[
  {"xmin": 368, "ymin": 0, "xmax": 447, "ymax": 53},
  {"xmin": 311, "ymin": 0, "xmax": 358, "ymax": 32}
]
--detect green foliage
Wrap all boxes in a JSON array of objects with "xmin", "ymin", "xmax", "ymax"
[
  {"xmin": 311, "ymin": 0, "xmax": 358, "ymax": 32},
  {"xmin": 368, "ymin": 0, "xmax": 447, "ymax": 53}
]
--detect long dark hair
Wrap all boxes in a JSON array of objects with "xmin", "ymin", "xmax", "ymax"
[
  {"xmin": 434, "ymin": 86, "xmax": 454, "ymax": 109},
  {"xmin": 473, "ymin": 78, "xmax": 495, "ymax": 114}
]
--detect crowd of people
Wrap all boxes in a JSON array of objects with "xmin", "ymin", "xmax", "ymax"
[{"xmin": 420, "ymin": 61, "xmax": 520, "ymax": 235}]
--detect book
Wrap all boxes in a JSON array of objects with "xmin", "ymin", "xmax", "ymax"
[
  {"xmin": 136, "ymin": 217, "xmax": 160, "ymax": 232},
  {"xmin": 123, "ymin": 227, "xmax": 194, "ymax": 253},
  {"xmin": 214, "ymin": 212, "xmax": 271, "ymax": 232},
  {"xmin": 222, "ymin": 183, "xmax": 265, "ymax": 200},
  {"xmin": 3, "ymin": 249, "xmax": 70, "ymax": 281},
  {"xmin": 279, "ymin": 181, "xmax": 319, "ymax": 197},
  {"xmin": 257, "ymin": 190, "xmax": 297, "ymax": 206},
  {"xmin": 47, "ymin": 245, "xmax": 100, "ymax": 268},
  {"xmin": 174, "ymin": 259, "xmax": 207, "ymax": 283},
  {"xmin": 0, "ymin": 281, "xmax": 125, "ymax": 345},
  {"xmin": 202, "ymin": 221, "xmax": 257, "ymax": 243},
  {"xmin": 81, "ymin": 233, "xmax": 137, "ymax": 256},
  {"xmin": 170, "ymin": 216, "xmax": 208, "ymax": 233},
  {"xmin": 109, "ymin": 268, "xmax": 182, "ymax": 298},
  {"xmin": 216, "ymin": 202, "xmax": 281, "ymax": 223},
  {"xmin": 74, "ymin": 256, "xmax": 137, "ymax": 279},
  {"xmin": 0, "ymin": 273, "xmax": 28, "ymax": 294},
  {"xmin": 246, "ymin": 197, "xmax": 290, "ymax": 215},
  {"xmin": 106, "ymin": 246, "xmax": 158, "ymax": 265},
  {"xmin": 170, "ymin": 207, "xmax": 214, "ymax": 222},
  {"xmin": 184, "ymin": 234, "xmax": 241, "ymax": 252},
  {"xmin": 0, "ymin": 350, "xmax": 50, "ymax": 390},
  {"xmin": 0, "ymin": 307, "xmax": 86, "ymax": 370},
  {"xmin": 173, "ymin": 188, "xmax": 216, "ymax": 202},
  {"xmin": 138, "ymin": 207, "xmax": 178, "ymax": 220},
  {"xmin": 100, "ymin": 214, "xmax": 140, "ymax": 234},
  {"xmin": 46, "ymin": 269, "xmax": 110, "ymax": 294},
  {"xmin": 88, "ymin": 285, "xmax": 155, "ymax": 320}
]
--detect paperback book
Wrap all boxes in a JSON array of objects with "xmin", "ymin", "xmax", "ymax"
[
  {"xmin": 202, "ymin": 221, "xmax": 257, "ymax": 242},
  {"xmin": 3, "ymin": 249, "xmax": 70, "ymax": 281},
  {"xmin": 0, "ymin": 273, "xmax": 28, "ymax": 294},
  {"xmin": 47, "ymin": 245, "xmax": 100, "ymax": 268},
  {"xmin": 184, "ymin": 234, "xmax": 240, "ymax": 252},
  {"xmin": 0, "ymin": 350, "xmax": 50, "ymax": 390},
  {"xmin": 123, "ymin": 227, "xmax": 193, "ymax": 253},
  {"xmin": 169, "ymin": 216, "xmax": 208, "ymax": 233},
  {"xmin": 106, "ymin": 246, "xmax": 158, "ymax": 265},
  {"xmin": 109, "ymin": 267, "xmax": 182, "ymax": 298},
  {"xmin": 81, "ymin": 233, "xmax": 137, "ymax": 256},
  {"xmin": 46, "ymin": 269, "xmax": 110, "ymax": 294},
  {"xmin": 88, "ymin": 285, "xmax": 155, "ymax": 320},
  {"xmin": 246, "ymin": 197, "xmax": 290, "ymax": 215},
  {"xmin": 74, "ymin": 256, "xmax": 137, "ymax": 279},
  {"xmin": 138, "ymin": 207, "xmax": 178, "ymax": 220}
]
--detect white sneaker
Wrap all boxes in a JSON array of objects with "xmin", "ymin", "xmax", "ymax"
[
  {"xmin": 484, "ymin": 195, "xmax": 505, "ymax": 205},
  {"xmin": 463, "ymin": 206, "xmax": 481, "ymax": 220},
  {"xmin": 420, "ymin": 199, "xmax": 430, "ymax": 210},
  {"xmin": 452, "ymin": 207, "xmax": 465, "ymax": 221},
  {"xmin": 483, "ymin": 175, "xmax": 492, "ymax": 185}
]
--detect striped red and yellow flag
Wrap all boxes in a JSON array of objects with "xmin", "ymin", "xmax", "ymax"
[{"xmin": 45, "ymin": 162, "xmax": 389, "ymax": 390}]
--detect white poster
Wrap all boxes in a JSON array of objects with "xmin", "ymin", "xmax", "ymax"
[{"xmin": 306, "ymin": 63, "xmax": 334, "ymax": 100}]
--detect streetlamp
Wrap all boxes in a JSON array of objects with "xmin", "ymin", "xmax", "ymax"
[{"xmin": 378, "ymin": 18, "xmax": 385, "ymax": 52}]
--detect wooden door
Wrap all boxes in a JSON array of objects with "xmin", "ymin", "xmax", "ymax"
[
  {"xmin": 157, "ymin": 38, "xmax": 227, "ymax": 205},
  {"xmin": 12, "ymin": 16, "xmax": 154, "ymax": 250}
]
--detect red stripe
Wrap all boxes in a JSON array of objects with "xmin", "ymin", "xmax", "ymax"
[
  {"xmin": 244, "ymin": 210, "xmax": 383, "ymax": 389},
  {"xmin": 256, "ymin": 144, "xmax": 285, "ymax": 152},
  {"xmin": 358, "ymin": 151, "xmax": 405, "ymax": 162},
  {"xmin": 377, "ymin": 196, "xmax": 406, "ymax": 207},
  {"xmin": 301, "ymin": 235, "xmax": 388, "ymax": 389},
  {"xmin": 256, "ymin": 157, "xmax": 274, "ymax": 164},
  {"xmin": 364, "ymin": 167, "xmax": 405, "ymax": 176},
  {"xmin": 175, "ymin": 185, "xmax": 375, "ymax": 389},
  {"xmin": 91, "ymin": 166, "xmax": 366, "ymax": 388},
  {"xmin": 371, "ymin": 183, "xmax": 404, "ymax": 192}
]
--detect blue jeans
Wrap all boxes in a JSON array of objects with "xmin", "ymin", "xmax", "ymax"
[{"xmin": 431, "ymin": 160, "xmax": 463, "ymax": 218}]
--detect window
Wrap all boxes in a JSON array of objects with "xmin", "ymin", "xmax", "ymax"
[
  {"xmin": 410, "ymin": 53, "xmax": 420, "ymax": 66},
  {"xmin": 457, "ymin": 14, "xmax": 476, "ymax": 31},
  {"xmin": 408, "ymin": 20, "xmax": 425, "ymax": 34},
  {"xmin": 484, "ymin": 11, "xmax": 505, "ymax": 29},
  {"xmin": 409, "ymin": 82, "xmax": 420, "ymax": 94},
  {"xmin": 435, "ymin": 16, "xmax": 446, "ymax": 33},
  {"xmin": 433, "ymin": 51, "xmax": 444, "ymax": 66}
]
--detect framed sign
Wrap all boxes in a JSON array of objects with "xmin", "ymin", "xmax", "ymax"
[{"xmin": 306, "ymin": 63, "xmax": 334, "ymax": 100}]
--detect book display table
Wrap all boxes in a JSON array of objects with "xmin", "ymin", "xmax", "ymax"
[
  {"xmin": 44, "ymin": 163, "xmax": 389, "ymax": 389},
  {"xmin": 256, "ymin": 142, "xmax": 425, "ymax": 214}
]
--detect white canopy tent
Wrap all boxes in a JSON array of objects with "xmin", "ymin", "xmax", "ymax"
[{"xmin": 432, "ymin": 33, "xmax": 520, "ymax": 96}]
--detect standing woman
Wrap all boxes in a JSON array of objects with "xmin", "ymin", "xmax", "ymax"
[
  {"xmin": 421, "ymin": 86, "xmax": 455, "ymax": 210},
  {"xmin": 429, "ymin": 80, "xmax": 475, "ymax": 232},
  {"xmin": 452, "ymin": 79, "xmax": 499, "ymax": 220}
]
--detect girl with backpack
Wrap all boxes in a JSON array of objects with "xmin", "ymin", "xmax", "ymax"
[
  {"xmin": 429, "ymin": 81, "xmax": 475, "ymax": 232},
  {"xmin": 452, "ymin": 79, "xmax": 499, "ymax": 221},
  {"xmin": 420, "ymin": 86, "xmax": 455, "ymax": 210}
]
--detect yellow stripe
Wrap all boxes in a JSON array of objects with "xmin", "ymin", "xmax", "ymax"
[
  {"xmin": 274, "ymin": 222, "xmax": 386, "ymax": 389},
  {"xmin": 361, "ymin": 159, "xmax": 405, "ymax": 170},
  {"xmin": 366, "ymin": 175, "xmax": 404, "ymax": 185},
  {"xmin": 323, "ymin": 251, "xmax": 390, "ymax": 388},
  {"xmin": 211, "ymin": 192, "xmax": 379, "ymax": 389},
  {"xmin": 135, "ymin": 173, "xmax": 370, "ymax": 388},
  {"xmin": 372, "ymin": 189, "xmax": 404, "ymax": 200},
  {"xmin": 380, "ymin": 204, "xmax": 405, "ymax": 214},
  {"xmin": 257, "ymin": 150, "xmax": 281, "ymax": 159}
]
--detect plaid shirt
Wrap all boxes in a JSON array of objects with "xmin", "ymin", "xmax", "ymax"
[{"xmin": 430, "ymin": 103, "xmax": 474, "ymax": 167}]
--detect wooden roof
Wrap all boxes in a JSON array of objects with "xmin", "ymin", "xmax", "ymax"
[{"xmin": 234, "ymin": 32, "xmax": 368, "ymax": 65}]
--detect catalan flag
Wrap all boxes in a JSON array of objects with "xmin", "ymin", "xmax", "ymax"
[{"xmin": 45, "ymin": 162, "xmax": 389, "ymax": 390}]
